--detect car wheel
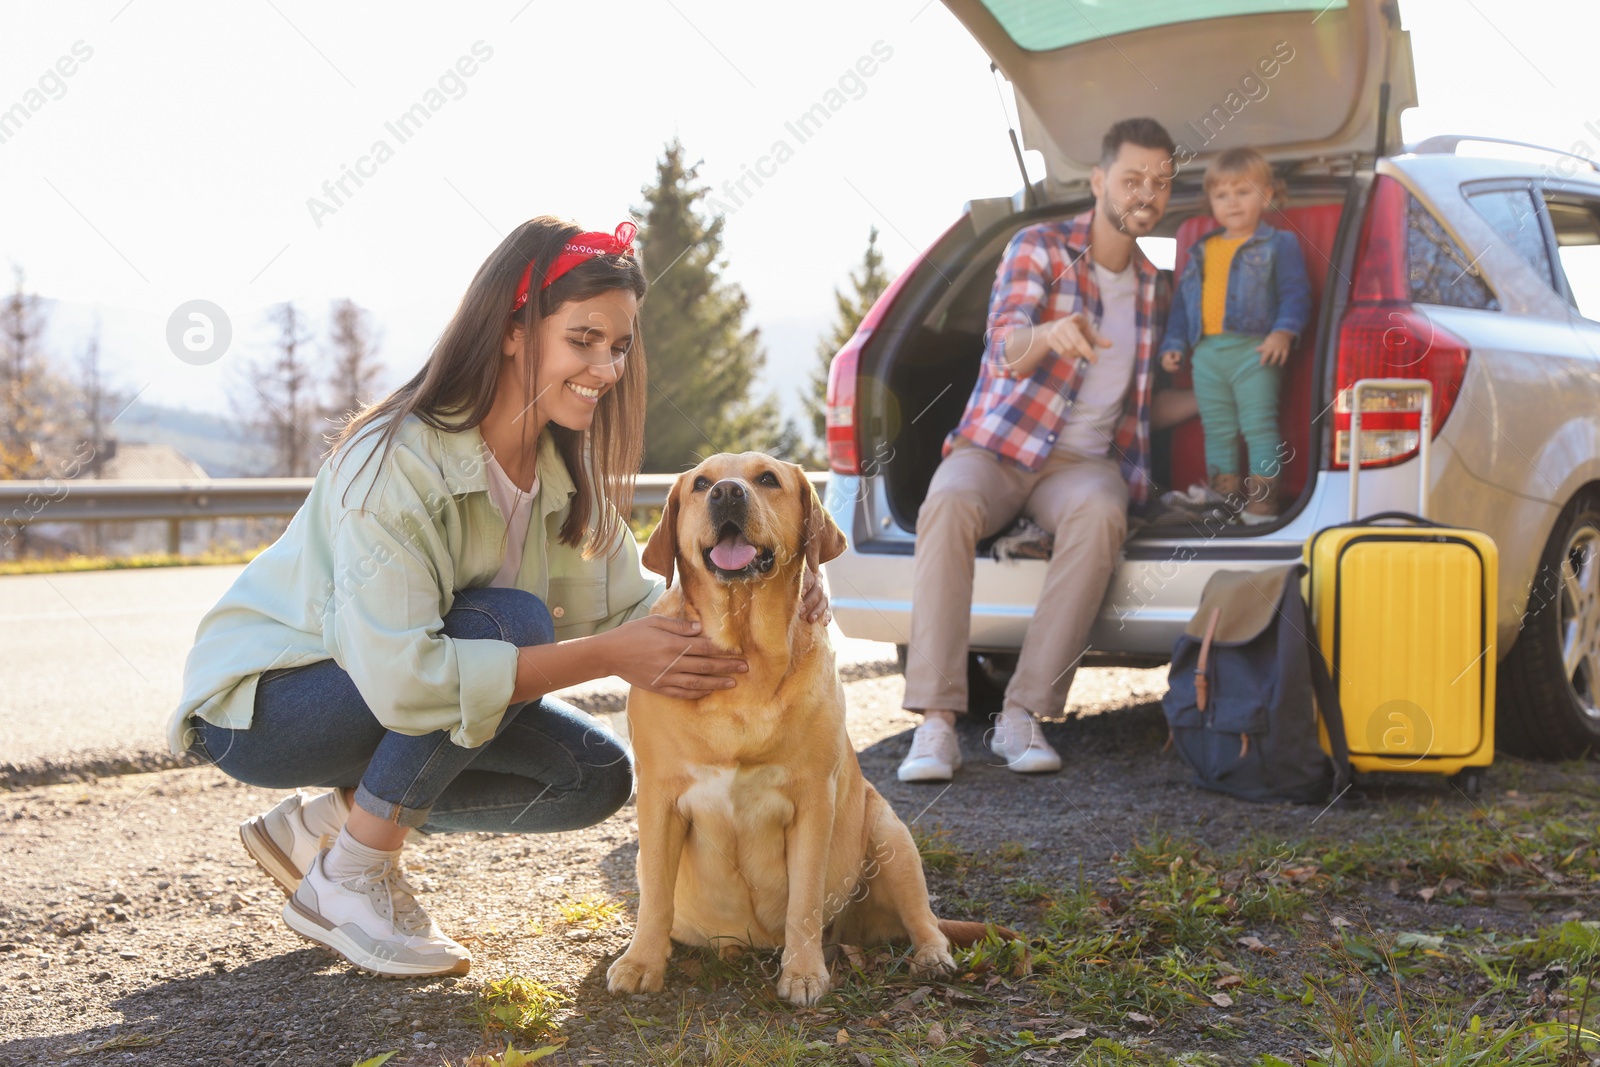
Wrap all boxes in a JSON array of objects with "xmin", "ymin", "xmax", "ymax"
[{"xmin": 1497, "ymin": 491, "xmax": 1600, "ymax": 759}]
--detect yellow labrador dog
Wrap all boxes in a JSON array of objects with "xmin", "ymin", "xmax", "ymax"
[{"xmin": 606, "ymin": 453, "xmax": 971, "ymax": 1006}]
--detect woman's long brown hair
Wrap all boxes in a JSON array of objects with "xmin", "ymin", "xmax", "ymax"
[{"xmin": 325, "ymin": 215, "xmax": 648, "ymax": 558}]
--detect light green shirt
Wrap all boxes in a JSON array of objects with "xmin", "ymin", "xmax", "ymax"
[{"xmin": 167, "ymin": 409, "xmax": 664, "ymax": 756}]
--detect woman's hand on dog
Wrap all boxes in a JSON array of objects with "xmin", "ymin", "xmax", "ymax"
[
  {"xmin": 608, "ymin": 616, "xmax": 748, "ymax": 699},
  {"xmin": 800, "ymin": 565, "xmax": 830, "ymax": 625}
]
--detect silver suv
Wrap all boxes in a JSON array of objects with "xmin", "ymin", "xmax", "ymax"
[{"xmin": 822, "ymin": 0, "xmax": 1600, "ymax": 758}]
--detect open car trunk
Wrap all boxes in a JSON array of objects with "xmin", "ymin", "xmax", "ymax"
[
  {"xmin": 941, "ymin": 0, "xmax": 1416, "ymax": 199},
  {"xmin": 878, "ymin": 179, "xmax": 1353, "ymax": 537}
]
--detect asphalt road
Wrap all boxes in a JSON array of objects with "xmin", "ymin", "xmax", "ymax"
[{"xmin": 0, "ymin": 566, "xmax": 900, "ymax": 782}]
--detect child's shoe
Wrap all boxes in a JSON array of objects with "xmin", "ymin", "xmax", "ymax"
[
  {"xmin": 1239, "ymin": 474, "xmax": 1281, "ymax": 526},
  {"xmin": 1209, "ymin": 473, "xmax": 1246, "ymax": 519}
]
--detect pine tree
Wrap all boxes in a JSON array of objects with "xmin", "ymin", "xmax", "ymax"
[
  {"xmin": 635, "ymin": 139, "xmax": 781, "ymax": 472},
  {"xmin": 805, "ymin": 227, "xmax": 890, "ymax": 448}
]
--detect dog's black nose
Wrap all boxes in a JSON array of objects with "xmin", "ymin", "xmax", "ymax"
[{"xmin": 708, "ymin": 480, "xmax": 745, "ymax": 502}]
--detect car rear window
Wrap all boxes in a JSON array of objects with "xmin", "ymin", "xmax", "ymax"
[
  {"xmin": 978, "ymin": 0, "xmax": 1346, "ymax": 51},
  {"xmin": 1408, "ymin": 195, "xmax": 1499, "ymax": 311},
  {"xmin": 1466, "ymin": 186, "xmax": 1558, "ymax": 290}
]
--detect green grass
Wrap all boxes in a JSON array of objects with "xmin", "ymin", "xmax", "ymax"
[
  {"xmin": 912, "ymin": 825, "xmax": 976, "ymax": 873},
  {"xmin": 0, "ymin": 545, "xmax": 267, "ymax": 575},
  {"xmin": 474, "ymin": 975, "xmax": 568, "ymax": 1042},
  {"xmin": 1307, "ymin": 797, "xmax": 1600, "ymax": 896},
  {"xmin": 557, "ymin": 893, "xmax": 625, "ymax": 930}
]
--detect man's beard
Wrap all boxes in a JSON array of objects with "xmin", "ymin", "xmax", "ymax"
[{"xmin": 1103, "ymin": 195, "xmax": 1159, "ymax": 235}]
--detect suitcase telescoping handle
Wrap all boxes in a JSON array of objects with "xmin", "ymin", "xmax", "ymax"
[{"xmin": 1348, "ymin": 378, "xmax": 1433, "ymax": 522}]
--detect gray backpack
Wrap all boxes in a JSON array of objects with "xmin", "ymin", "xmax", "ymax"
[{"xmin": 1161, "ymin": 563, "xmax": 1353, "ymax": 803}]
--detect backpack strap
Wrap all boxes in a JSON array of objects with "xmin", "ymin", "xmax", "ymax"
[
  {"xmin": 1195, "ymin": 607, "xmax": 1221, "ymax": 711},
  {"xmin": 1303, "ymin": 619, "xmax": 1354, "ymax": 797}
]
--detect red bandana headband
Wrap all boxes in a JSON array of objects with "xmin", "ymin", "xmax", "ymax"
[{"xmin": 512, "ymin": 221, "xmax": 638, "ymax": 312}]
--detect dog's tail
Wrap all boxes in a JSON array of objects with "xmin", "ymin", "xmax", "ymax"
[{"xmin": 936, "ymin": 919, "xmax": 1022, "ymax": 946}]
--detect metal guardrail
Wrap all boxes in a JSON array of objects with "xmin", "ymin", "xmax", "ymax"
[{"xmin": 0, "ymin": 472, "xmax": 830, "ymax": 554}]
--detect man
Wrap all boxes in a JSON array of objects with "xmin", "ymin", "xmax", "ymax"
[{"xmin": 898, "ymin": 117, "xmax": 1176, "ymax": 783}]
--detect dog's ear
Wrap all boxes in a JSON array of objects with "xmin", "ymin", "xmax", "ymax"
[
  {"xmin": 641, "ymin": 475, "xmax": 682, "ymax": 586},
  {"xmin": 798, "ymin": 466, "xmax": 847, "ymax": 570}
]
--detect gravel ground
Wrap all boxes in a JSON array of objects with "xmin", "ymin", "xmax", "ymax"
[{"xmin": 1, "ymin": 663, "xmax": 1592, "ymax": 1066}]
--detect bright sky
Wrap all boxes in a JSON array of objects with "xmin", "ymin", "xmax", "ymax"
[{"xmin": 1, "ymin": 0, "xmax": 1595, "ymax": 424}]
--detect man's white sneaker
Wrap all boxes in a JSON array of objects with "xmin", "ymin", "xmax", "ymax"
[
  {"xmin": 898, "ymin": 715, "xmax": 963, "ymax": 782},
  {"xmin": 283, "ymin": 851, "xmax": 470, "ymax": 977},
  {"xmin": 240, "ymin": 788, "xmax": 350, "ymax": 895},
  {"xmin": 988, "ymin": 707, "xmax": 1062, "ymax": 774}
]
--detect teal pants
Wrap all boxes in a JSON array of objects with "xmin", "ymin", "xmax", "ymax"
[{"xmin": 1190, "ymin": 332, "xmax": 1282, "ymax": 479}]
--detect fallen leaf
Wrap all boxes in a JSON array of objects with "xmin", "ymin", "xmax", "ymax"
[
  {"xmin": 1396, "ymin": 932, "xmax": 1444, "ymax": 951},
  {"xmin": 835, "ymin": 1028, "xmax": 849, "ymax": 1045},
  {"xmin": 1418, "ymin": 887, "xmax": 1437, "ymax": 903},
  {"xmin": 890, "ymin": 986, "xmax": 933, "ymax": 1013},
  {"xmin": 841, "ymin": 944, "xmax": 866, "ymax": 971},
  {"xmin": 1237, "ymin": 935, "xmax": 1275, "ymax": 955},
  {"xmin": 1215, "ymin": 974, "xmax": 1244, "ymax": 988},
  {"xmin": 1126, "ymin": 1012, "xmax": 1157, "ymax": 1027},
  {"xmin": 925, "ymin": 1022, "xmax": 947, "ymax": 1046},
  {"xmin": 1208, "ymin": 992, "xmax": 1234, "ymax": 1007},
  {"xmin": 1059, "ymin": 1028, "xmax": 1089, "ymax": 1040},
  {"xmin": 1329, "ymin": 916, "xmax": 1353, "ymax": 929}
]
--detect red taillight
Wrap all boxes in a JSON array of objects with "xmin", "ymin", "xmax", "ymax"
[
  {"xmin": 1331, "ymin": 177, "xmax": 1472, "ymax": 470},
  {"xmin": 823, "ymin": 220, "xmax": 963, "ymax": 476},
  {"xmin": 825, "ymin": 335, "xmax": 862, "ymax": 474}
]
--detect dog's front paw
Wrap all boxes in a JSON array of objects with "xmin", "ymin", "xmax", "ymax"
[
  {"xmin": 910, "ymin": 939, "xmax": 955, "ymax": 978},
  {"xmin": 606, "ymin": 949, "xmax": 667, "ymax": 995},
  {"xmin": 777, "ymin": 963, "xmax": 832, "ymax": 1006}
]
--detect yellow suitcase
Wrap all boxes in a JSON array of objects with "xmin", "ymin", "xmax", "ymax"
[{"xmin": 1302, "ymin": 380, "xmax": 1497, "ymax": 794}]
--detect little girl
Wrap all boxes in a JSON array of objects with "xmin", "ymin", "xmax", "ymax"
[
  {"xmin": 1159, "ymin": 147, "xmax": 1310, "ymax": 523},
  {"xmin": 167, "ymin": 216, "xmax": 828, "ymax": 977}
]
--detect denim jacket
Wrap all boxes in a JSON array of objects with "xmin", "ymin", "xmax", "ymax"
[{"xmin": 1159, "ymin": 222, "xmax": 1311, "ymax": 355}]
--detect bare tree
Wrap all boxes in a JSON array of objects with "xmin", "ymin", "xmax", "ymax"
[
  {"xmin": 324, "ymin": 298, "xmax": 384, "ymax": 440},
  {"xmin": 0, "ymin": 267, "xmax": 52, "ymax": 482},
  {"xmin": 234, "ymin": 301, "xmax": 319, "ymax": 477},
  {"xmin": 74, "ymin": 324, "xmax": 126, "ymax": 479},
  {"xmin": 73, "ymin": 325, "xmax": 128, "ymax": 554}
]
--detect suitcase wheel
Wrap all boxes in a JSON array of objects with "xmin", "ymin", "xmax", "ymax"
[{"xmin": 1451, "ymin": 768, "xmax": 1486, "ymax": 799}]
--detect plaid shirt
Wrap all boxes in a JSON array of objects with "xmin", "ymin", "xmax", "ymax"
[{"xmin": 945, "ymin": 209, "xmax": 1170, "ymax": 505}]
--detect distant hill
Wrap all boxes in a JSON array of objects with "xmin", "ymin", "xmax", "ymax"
[{"xmin": 112, "ymin": 400, "xmax": 280, "ymax": 478}]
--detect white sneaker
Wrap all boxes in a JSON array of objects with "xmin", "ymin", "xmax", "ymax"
[
  {"xmin": 283, "ymin": 850, "xmax": 470, "ymax": 977},
  {"xmin": 240, "ymin": 789, "xmax": 350, "ymax": 895},
  {"xmin": 898, "ymin": 715, "xmax": 963, "ymax": 782},
  {"xmin": 988, "ymin": 707, "xmax": 1062, "ymax": 774}
]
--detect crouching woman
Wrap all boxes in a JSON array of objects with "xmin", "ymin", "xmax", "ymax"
[{"xmin": 167, "ymin": 216, "xmax": 827, "ymax": 977}]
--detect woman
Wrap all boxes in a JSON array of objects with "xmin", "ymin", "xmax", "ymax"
[{"xmin": 167, "ymin": 216, "xmax": 828, "ymax": 977}]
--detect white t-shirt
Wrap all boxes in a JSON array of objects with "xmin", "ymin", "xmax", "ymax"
[
  {"xmin": 485, "ymin": 449, "xmax": 539, "ymax": 589},
  {"xmin": 1054, "ymin": 258, "xmax": 1140, "ymax": 459}
]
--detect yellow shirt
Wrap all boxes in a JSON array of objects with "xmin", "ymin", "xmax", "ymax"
[{"xmin": 1201, "ymin": 234, "xmax": 1248, "ymax": 335}]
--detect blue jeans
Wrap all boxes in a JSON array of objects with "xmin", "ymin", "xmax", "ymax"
[{"xmin": 190, "ymin": 586, "xmax": 633, "ymax": 833}]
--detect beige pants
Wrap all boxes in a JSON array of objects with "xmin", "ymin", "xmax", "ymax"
[{"xmin": 902, "ymin": 440, "xmax": 1129, "ymax": 717}]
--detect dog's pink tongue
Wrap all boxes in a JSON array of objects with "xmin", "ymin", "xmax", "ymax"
[{"xmin": 710, "ymin": 536, "xmax": 758, "ymax": 571}]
